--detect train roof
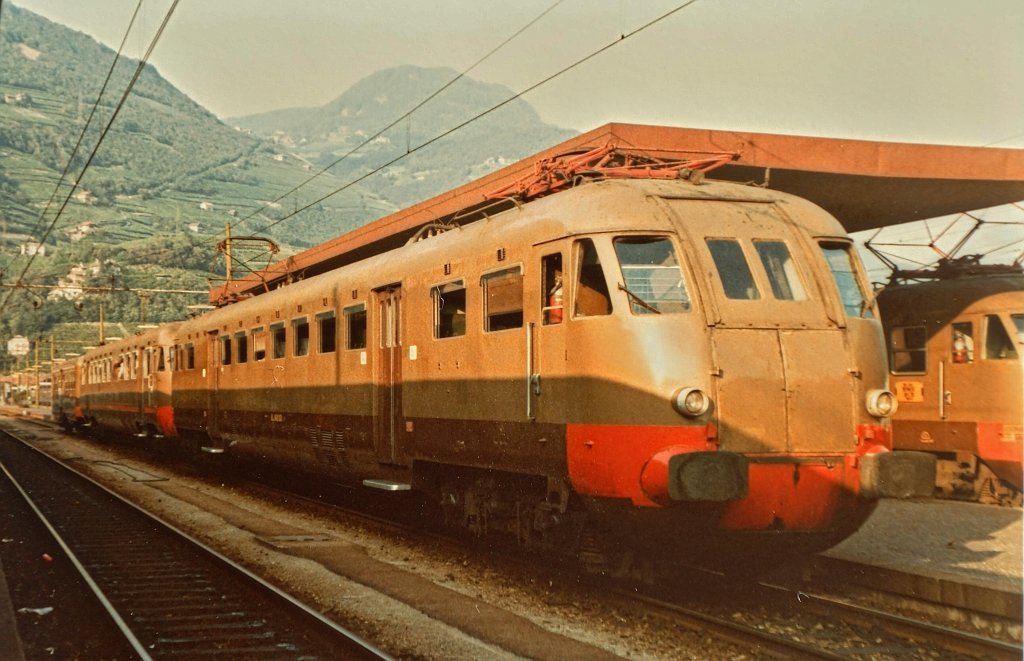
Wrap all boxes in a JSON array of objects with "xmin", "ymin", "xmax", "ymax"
[
  {"xmin": 877, "ymin": 271, "xmax": 1024, "ymax": 322},
  {"xmin": 211, "ymin": 123, "xmax": 1024, "ymax": 305}
]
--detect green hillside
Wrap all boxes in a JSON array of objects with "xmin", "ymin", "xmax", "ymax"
[{"xmin": 0, "ymin": 4, "xmax": 394, "ymax": 344}]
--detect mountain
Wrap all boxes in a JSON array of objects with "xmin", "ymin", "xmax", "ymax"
[
  {"xmin": 0, "ymin": 4, "xmax": 394, "ymax": 340},
  {"xmin": 229, "ymin": 65, "xmax": 578, "ymax": 208},
  {"xmin": 0, "ymin": 7, "xmax": 575, "ymax": 348}
]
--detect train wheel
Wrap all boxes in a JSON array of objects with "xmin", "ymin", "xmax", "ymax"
[{"xmin": 974, "ymin": 463, "xmax": 1021, "ymax": 507}]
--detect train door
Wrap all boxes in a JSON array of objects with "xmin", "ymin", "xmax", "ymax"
[
  {"xmin": 374, "ymin": 285, "xmax": 407, "ymax": 465},
  {"xmin": 205, "ymin": 330, "xmax": 220, "ymax": 438},
  {"xmin": 670, "ymin": 199, "xmax": 855, "ymax": 453},
  {"xmin": 144, "ymin": 346, "xmax": 156, "ymax": 409},
  {"xmin": 530, "ymin": 248, "xmax": 568, "ymax": 424}
]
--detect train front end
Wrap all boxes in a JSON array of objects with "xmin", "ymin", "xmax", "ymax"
[{"xmin": 560, "ymin": 181, "xmax": 934, "ymax": 558}]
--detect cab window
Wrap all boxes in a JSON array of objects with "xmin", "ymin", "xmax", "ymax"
[
  {"xmin": 951, "ymin": 322, "xmax": 973, "ymax": 364},
  {"xmin": 819, "ymin": 242, "xmax": 871, "ymax": 317},
  {"xmin": 985, "ymin": 315, "xmax": 1018, "ymax": 360},
  {"xmin": 613, "ymin": 236, "xmax": 690, "ymax": 314},
  {"xmin": 706, "ymin": 238, "xmax": 760, "ymax": 300},
  {"xmin": 573, "ymin": 238, "xmax": 612, "ymax": 317},
  {"xmin": 541, "ymin": 253, "xmax": 563, "ymax": 325},
  {"xmin": 891, "ymin": 326, "xmax": 927, "ymax": 373},
  {"xmin": 754, "ymin": 240, "xmax": 807, "ymax": 300}
]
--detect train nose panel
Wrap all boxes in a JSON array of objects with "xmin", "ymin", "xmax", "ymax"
[
  {"xmin": 860, "ymin": 450, "xmax": 937, "ymax": 499},
  {"xmin": 712, "ymin": 328, "xmax": 854, "ymax": 453}
]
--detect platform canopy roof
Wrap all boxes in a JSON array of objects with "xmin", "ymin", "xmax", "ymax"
[{"xmin": 212, "ymin": 123, "xmax": 1024, "ymax": 304}]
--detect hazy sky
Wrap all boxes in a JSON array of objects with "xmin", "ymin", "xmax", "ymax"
[
  {"xmin": 9, "ymin": 0, "xmax": 1024, "ymax": 147},
  {"xmin": 7, "ymin": 0, "xmax": 1024, "ymax": 270}
]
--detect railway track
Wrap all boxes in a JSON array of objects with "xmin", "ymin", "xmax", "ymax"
[
  {"xmin": 0, "ymin": 428, "xmax": 387, "ymax": 660},
  {"xmin": 234, "ymin": 459, "xmax": 1024, "ymax": 660},
  {"xmin": 5, "ymin": 418, "xmax": 1019, "ymax": 659},
  {"xmin": 614, "ymin": 570, "xmax": 1024, "ymax": 661}
]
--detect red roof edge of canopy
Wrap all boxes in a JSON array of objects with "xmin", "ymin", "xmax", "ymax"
[{"xmin": 210, "ymin": 123, "xmax": 1024, "ymax": 304}]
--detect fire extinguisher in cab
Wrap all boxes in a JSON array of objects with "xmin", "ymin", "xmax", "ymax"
[{"xmin": 547, "ymin": 275, "xmax": 563, "ymax": 324}]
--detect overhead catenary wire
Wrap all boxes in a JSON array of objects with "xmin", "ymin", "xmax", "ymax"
[
  {"xmin": 0, "ymin": 0, "xmax": 181, "ymax": 318},
  {"xmin": 251, "ymin": 0, "xmax": 701, "ymax": 237},
  {"xmin": 228, "ymin": 0, "xmax": 566, "ymax": 234},
  {"xmin": 20, "ymin": 0, "xmax": 145, "ymax": 261}
]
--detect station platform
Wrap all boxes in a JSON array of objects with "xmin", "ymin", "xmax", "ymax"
[
  {"xmin": 815, "ymin": 498, "xmax": 1022, "ymax": 620},
  {"xmin": 0, "ymin": 405, "xmax": 51, "ymax": 423}
]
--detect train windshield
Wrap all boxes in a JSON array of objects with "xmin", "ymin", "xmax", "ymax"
[
  {"xmin": 819, "ymin": 242, "xmax": 873, "ymax": 318},
  {"xmin": 613, "ymin": 236, "xmax": 691, "ymax": 314},
  {"xmin": 986, "ymin": 314, "xmax": 1019, "ymax": 360}
]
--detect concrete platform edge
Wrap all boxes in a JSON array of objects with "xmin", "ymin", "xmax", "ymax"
[{"xmin": 813, "ymin": 555, "xmax": 1023, "ymax": 620}]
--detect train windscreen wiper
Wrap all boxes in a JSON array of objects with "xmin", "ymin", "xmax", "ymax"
[{"xmin": 618, "ymin": 282, "xmax": 661, "ymax": 314}]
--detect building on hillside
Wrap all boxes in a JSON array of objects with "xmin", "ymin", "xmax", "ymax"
[{"xmin": 66, "ymin": 221, "xmax": 97, "ymax": 242}]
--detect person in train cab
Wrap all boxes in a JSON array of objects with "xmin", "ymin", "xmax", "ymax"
[{"xmin": 952, "ymin": 328, "xmax": 974, "ymax": 363}]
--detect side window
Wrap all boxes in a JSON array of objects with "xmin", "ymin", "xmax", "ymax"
[
  {"xmin": 706, "ymin": 238, "xmax": 760, "ymax": 300},
  {"xmin": 819, "ymin": 242, "xmax": 872, "ymax": 317},
  {"xmin": 985, "ymin": 315, "xmax": 1018, "ymax": 360},
  {"xmin": 951, "ymin": 322, "xmax": 974, "ymax": 364},
  {"xmin": 293, "ymin": 318, "xmax": 310, "ymax": 357},
  {"xmin": 754, "ymin": 240, "xmax": 807, "ymax": 300},
  {"xmin": 613, "ymin": 236, "xmax": 691, "ymax": 314},
  {"xmin": 252, "ymin": 326, "xmax": 266, "ymax": 362},
  {"xmin": 158, "ymin": 347, "xmax": 166, "ymax": 372},
  {"xmin": 1013, "ymin": 313, "xmax": 1024, "ymax": 344},
  {"xmin": 541, "ymin": 253, "xmax": 563, "ymax": 325},
  {"xmin": 235, "ymin": 331, "xmax": 248, "ymax": 364},
  {"xmin": 271, "ymin": 323, "xmax": 286, "ymax": 359},
  {"xmin": 433, "ymin": 280, "xmax": 467, "ymax": 338},
  {"xmin": 891, "ymin": 326, "xmax": 927, "ymax": 374},
  {"xmin": 345, "ymin": 304, "xmax": 367, "ymax": 349},
  {"xmin": 573, "ymin": 238, "xmax": 612, "ymax": 317},
  {"xmin": 482, "ymin": 267, "xmax": 523, "ymax": 331},
  {"xmin": 221, "ymin": 336, "xmax": 232, "ymax": 366},
  {"xmin": 186, "ymin": 343, "xmax": 195, "ymax": 370},
  {"xmin": 317, "ymin": 311, "xmax": 337, "ymax": 353}
]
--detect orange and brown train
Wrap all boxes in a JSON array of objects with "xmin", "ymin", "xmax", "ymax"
[
  {"xmin": 55, "ymin": 171, "xmax": 936, "ymax": 565},
  {"xmin": 879, "ymin": 263, "xmax": 1023, "ymax": 506}
]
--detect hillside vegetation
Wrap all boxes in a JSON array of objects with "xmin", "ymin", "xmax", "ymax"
[
  {"xmin": 0, "ymin": 5, "xmax": 393, "ymax": 345},
  {"xmin": 0, "ymin": 5, "xmax": 576, "ymax": 366}
]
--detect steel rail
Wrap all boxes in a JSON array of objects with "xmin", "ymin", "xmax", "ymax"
[
  {"xmin": 758, "ymin": 580, "xmax": 1023, "ymax": 660},
  {"xmin": 0, "ymin": 427, "xmax": 390, "ymax": 660},
  {"xmin": 0, "ymin": 459, "xmax": 152, "ymax": 660}
]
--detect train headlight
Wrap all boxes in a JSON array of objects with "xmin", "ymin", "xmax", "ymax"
[
  {"xmin": 865, "ymin": 389, "xmax": 898, "ymax": 418},
  {"xmin": 672, "ymin": 387, "xmax": 711, "ymax": 417}
]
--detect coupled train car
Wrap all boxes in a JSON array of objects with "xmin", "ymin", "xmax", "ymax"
[
  {"xmin": 59, "ymin": 168, "xmax": 936, "ymax": 566},
  {"xmin": 879, "ymin": 263, "xmax": 1023, "ymax": 506},
  {"xmin": 65, "ymin": 324, "xmax": 181, "ymax": 439}
]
